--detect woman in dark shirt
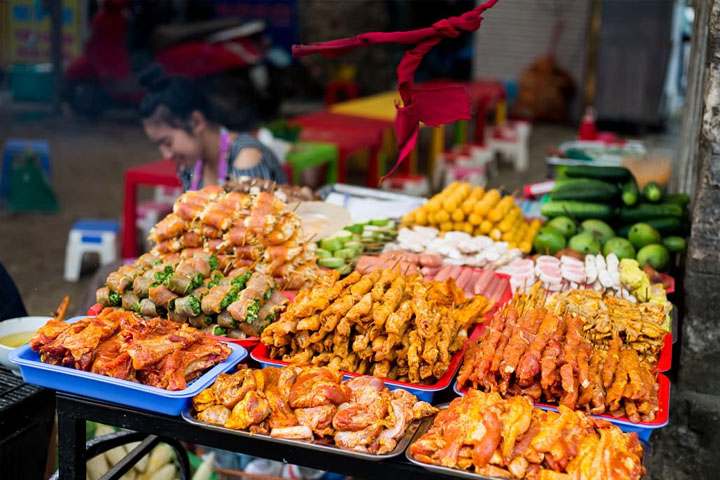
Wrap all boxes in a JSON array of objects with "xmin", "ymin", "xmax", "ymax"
[{"xmin": 139, "ymin": 69, "xmax": 287, "ymax": 190}]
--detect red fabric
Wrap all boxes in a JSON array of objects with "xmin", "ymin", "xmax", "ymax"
[{"xmin": 292, "ymin": 0, "xmax": 499, "ymax": 183}]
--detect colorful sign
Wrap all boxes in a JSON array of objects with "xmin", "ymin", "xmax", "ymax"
[{"xmin": 1, "ymin": 0, "xmax": 83, "ymax": 67}]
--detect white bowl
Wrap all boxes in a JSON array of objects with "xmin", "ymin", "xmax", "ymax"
[{"xmin": 0, "ymin": 316, "xmax": 52, "ymax": 374}]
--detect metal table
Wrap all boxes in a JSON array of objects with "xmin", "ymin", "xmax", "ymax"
[{"xmin": 56, "ymin": 393, "xmax": 451, "ymax": 480}]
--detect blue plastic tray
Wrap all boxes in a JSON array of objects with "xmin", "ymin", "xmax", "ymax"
[{"xmin": 10, "ymin": 337, "xmax": 246, "ymax": 416}]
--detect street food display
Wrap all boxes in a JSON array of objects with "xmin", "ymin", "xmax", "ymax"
[
  {"xmin": 261, "ymin": 268, "xmax": 492, "ymax": 384},
  {"xmin": 14, "ymin": 166, "xmax": 683, "ymax": 477},
  {"xmin": 457, "ymin": 299, "xmax": 661, "ymax": 423},
  {"xmin": 191, "ymin": 364, "xmax": 437, "ymax": 454},
  {"xmin": 29, "ymin": 309, "xmax": 231, "ymax": 390},
  {"xmin": 408, "ymin": 389, "xmax": 646, "ymax": 480}
]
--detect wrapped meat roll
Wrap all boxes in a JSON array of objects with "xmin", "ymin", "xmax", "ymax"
[
  {"xmin": 239, "ymin": 290, "xmax": 288, "ymax": 337},
  {"xmin": 168, "ymin": 273, "xmax": 203, "ymax": 295},
  {"xmin": 139, "ymin": 298, "xmax": 158, "ymax": 317},
  {"xmin": 201, "ymin": 285, "xmax": 238, "ymax": 315},
  {"xmin": 122, "ymin": 291, "xmax": 140, "ymax": 312},
  {"xmin": 227, "ymin": 272, "xmax": 273, "ymax": 322},
  {"xmin": 168, "ymin": 311, "xmax": 189, "ymax": 324},
  {"xmin": 148, "ymin": 285, "xmax": 179, "ymax": 308},
  {"xmin": 96, "ymin": 286, "xmax": 111, "ymax": 306},
  {"xmin": 217, "ymin": 310, "xmax": 237, "ymax": 329},
  {"xmin": 132, "ymin": 275, "xmax": 154, "ymax": 298},
  {"xmin": 175, "ymin": 295, "xmax": 202, "ymax": 317}
]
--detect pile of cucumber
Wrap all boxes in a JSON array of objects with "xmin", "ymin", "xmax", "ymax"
[
  {"xmin": 316, "ymin": 219, "xmax": 398, "ymax": 275},
  {"xmin": 537, "ymin": 165, "xmax": 690, "ymax": 271}
]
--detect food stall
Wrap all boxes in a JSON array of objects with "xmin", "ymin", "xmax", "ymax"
[{"xmin": 4, "ymin": 157, "xmax": 681, "ymax": 479}]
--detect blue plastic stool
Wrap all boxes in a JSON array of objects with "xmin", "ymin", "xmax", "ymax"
[
  {"xmin": 64, "ymin": 219, "xmax": 120, "ymax": 282},
  {"xmin": 1, "ymin": 139, "xmax": 51, "ymax": 199}
]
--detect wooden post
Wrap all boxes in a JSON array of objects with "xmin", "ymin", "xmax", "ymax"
[{"xmin": 48, "ymin": 0, "xmax": 64, "ymax": 114}]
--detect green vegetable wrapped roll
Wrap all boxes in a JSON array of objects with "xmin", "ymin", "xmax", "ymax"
[{"xmin": 174, "ymin": 295, "xmax": 202, "ymax": 316}]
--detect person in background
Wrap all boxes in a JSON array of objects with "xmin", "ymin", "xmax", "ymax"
[
  {"xmin": 139, "ymin": 66, "xmax": 287, "ymax": 190},
  {"xmin": 0, "ymin": 262, "xmax": 27, "ymax": 321}
]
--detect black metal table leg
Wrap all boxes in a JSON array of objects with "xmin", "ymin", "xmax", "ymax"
[{"xmin": 57, "ymin": 403, "xmax": 86, "ymax": 480}]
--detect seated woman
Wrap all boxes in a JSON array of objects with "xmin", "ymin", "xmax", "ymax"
[{"xmin": 139, "ymin": 67, "xmax": 287, "ymax": 190}]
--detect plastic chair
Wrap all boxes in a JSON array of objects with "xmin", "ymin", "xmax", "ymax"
[
  {"xmin": 284, "ymin": 142, "xmax": 339, "ymax": 186},
  {"xmin": 1, "ymin": 138, "xmax": 51, "ymax": 199},
  {"xmin": 50, "ymin": 430, "xmax": 190, "ymax": 480},
  {"xmin": 64, "ymin": 219, "xmax": 120, "ymax": 282},
  {"xmin": 488, "ymin": 120, "xmax": 532, "ymax": 172}
]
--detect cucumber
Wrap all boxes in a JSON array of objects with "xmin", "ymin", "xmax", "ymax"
[
  {"xmin": 621, "ymin": 178, "xmax": 639, "ymax": 206},
  {"xmin": 642, "ymin": 181, "xmax": 663, "ymax": 203},
  {"xmin": 315, "ymin": 248, "xmax": 332, "ymax": 259},
  {"xmin": 320, "ymin": 237, "xmax": 345, "ymax": 251},
  {"xmin": 664, "ymin": 193, "xmax": 691, "ymax": 208},
  {"xmin": 553, "ymin": 178, "xmax": 619, "ymax": 189},
  {"xmin": 335, "ymin": 248, "xmax": 356, "ymax": 260},
  {"xmin": 557, "ymin": 165, "xmax": 632, "ymax": 182},
  {"xmin": 318, "ymin": 257, "xmax": 347, "ymax": 269},
  {"xmin": 370, "ymin": 218, "xmax": 390, "ymax": 226},
  {"xmin": 618, "ymin": 203, "xmax": 684, "ymax": 222},
  {"xmin": 343, "ymin": 241, "xmax": 363, "ymax": 252},
  {"xmin": 338, "ymin": 264, "xmax": 353, "ymax": 276},
  {"xmin": 550, "ymin": 188, "xmax": 618, "ymax": 202},
  {"xmin": 662, "ymin": 236, "xmax": 687, "ymax": 252},
  {"xmin": 343, "ymin": 224, "xmax": 364, "ymax": 234},
  {"xmin": 334, "ymin": 230, "xmax": 353, "ymax": 240},
  {"xmin": 617, "ymin": 217, "xmax": 686, "ymax": 237},
  {"xmin": 540, "ymin": 201, "xmax": 614, "ymax": 220}
]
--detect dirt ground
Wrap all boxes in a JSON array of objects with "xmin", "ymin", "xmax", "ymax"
[{"xmin": 0, "ymin": 100, "xmax": 677, "ymax": 319}]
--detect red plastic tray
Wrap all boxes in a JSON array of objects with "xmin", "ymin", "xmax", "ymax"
[
  {"xmin": 251, "ymin": 323, "xmax": 486, "ymax": 403},
  {"xmin": 453, "ymin": 373, "xmax": 670, "ymax": 440},
  {"xmin": 656, "ymin": 333, "xmax": 672, "ymax": 372}
]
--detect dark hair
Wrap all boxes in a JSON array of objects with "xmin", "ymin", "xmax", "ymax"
[{"xmin": 139, "ymin": 65, "xmax": 213, "ymax": 130}]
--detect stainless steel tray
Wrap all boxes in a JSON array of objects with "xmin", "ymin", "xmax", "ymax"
[
  {"xmin": 182, "ymin": 403, "xmax": 420, "ymax": 461},
  {"xmin": 405, "ymin": 404, "xmax": 653, "ymax": 480}
]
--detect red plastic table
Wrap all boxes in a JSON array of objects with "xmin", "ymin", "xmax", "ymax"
[
  {"xmin": 122, "ymin": 159, "xmax": 181, "ymax": 258},
  {"xmin": 290, "ymin": 112, "xmax": 389, "ymax": 186}
]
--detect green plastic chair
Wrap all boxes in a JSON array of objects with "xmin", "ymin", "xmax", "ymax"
[{"xmin": 285, "ymin": 142, "xmax": 339, "ymax": 185}]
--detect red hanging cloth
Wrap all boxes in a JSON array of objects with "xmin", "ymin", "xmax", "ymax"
[{"xmin": 292, "ymin": 0, "xmax": 499, "ymax": 184}]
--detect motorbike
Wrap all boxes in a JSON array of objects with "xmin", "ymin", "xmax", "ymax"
[{"xmin": 64, "ymin": 0, "xmax": 282, "ymax": 129}]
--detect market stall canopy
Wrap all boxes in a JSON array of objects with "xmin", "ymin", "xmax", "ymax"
[{"xmin": 291, "ymin": 0, "xmax": 500, "ymax": 184}]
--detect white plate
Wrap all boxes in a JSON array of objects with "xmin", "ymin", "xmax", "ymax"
[
  {"xmin": 0, "ymin": 316, "xmax": 52, "ymax": 374},
  {"xmin": 294, "ymin": 201, "xmax": 352, "ymax": 241}
]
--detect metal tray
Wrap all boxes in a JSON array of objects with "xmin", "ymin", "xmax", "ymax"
[
  {"xmin": 181, "ymin": 403, "xmax": 421, "ymax": 461},
  {"xmin": 405, "ymin": 404, "xmax": 653, "ymax": 480},
  {"xmin": 318, "ymin": 183, "xmax": 428, "ymax": 203}
]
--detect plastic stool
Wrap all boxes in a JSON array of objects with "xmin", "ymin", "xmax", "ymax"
[
  {"xmin": 64, "ymin": 219, "xmax": 119, "ymax": 282},
  {"xmin": 1, "ymin": 139, "xmax": 51, "ymax": 199},
  {"xmin": 488, "ymin": 121, "xmax": 531, "ymax": 172}
]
